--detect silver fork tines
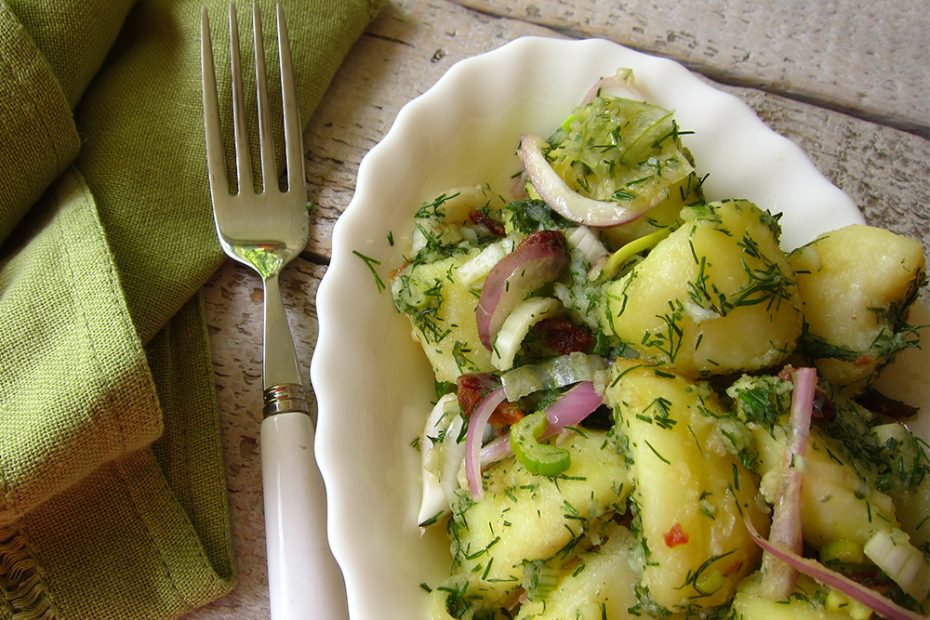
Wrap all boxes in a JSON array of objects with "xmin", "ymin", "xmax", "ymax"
[{"xmin": 200, "ymin": 4, "xmax": 309, "ymax": 416}]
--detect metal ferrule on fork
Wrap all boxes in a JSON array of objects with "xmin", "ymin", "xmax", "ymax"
[{"xmin": 263, "ymin": 382, "xmax": 309, "ymax": 417}]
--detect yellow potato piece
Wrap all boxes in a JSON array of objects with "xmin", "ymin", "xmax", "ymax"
[
  {"xmin": 732, "ymin": 574, "xmax": 873, "ymax": 619},
  {"xmin": 603, "ymin": 360, "xmax": 768, "ymax": 613},
  {"xmin": 514, "ymin": 524, "xmax": 640, "ymax": 620},
  {"xmin": 601, "ymin": 200, "xmax": 803, "ymax": 377},
  {"xmin": 392, "ymin": 251, "xmax": 493, "ymax": 382},
  {"xmin": 753, "ymin": 425, "xmax": 899, "ymax": 550},
  {"xmin": 788, "ymin": 224, "xmax": 926, "ymax": 394},
  {"xmin": 446, "ymin": 429, "xmax": 630, "ymax": 606}
]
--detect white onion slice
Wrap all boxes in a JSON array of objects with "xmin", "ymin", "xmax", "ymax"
[
  {"xmin": 465, "ymin": 387, "xmax": 506, "ymax": 499},
  {"xmin": 863, "ymin": 528, "xmax": 929, "ymax": 602},
  {"xmin": 566, "ymin": 226, "xmax": 609, "ymax": 266},
  {"xmin": 456, "ymin": 237, "xmax": 517, "ymax": 288},
  {"xmin": 760, "ymin": 366, "xmax": 816, "ymax": 599},
  {"xmin": 491, "ymin": 297, "xmax": 562, "ymax": 371},
  {"xmin": 744, "ymin": 515, "xmax": 925, "ymax": 620},
  {"xmin": 417, "ymin": 394, "xmax": 465, "ymax": 527},
  {"xmin": 501, "ymin": 352, "xmax": 608, "ymax": 402},
  {"xmin": 518, "ymin": 134, "xmax": 657, "ymax": 227}
]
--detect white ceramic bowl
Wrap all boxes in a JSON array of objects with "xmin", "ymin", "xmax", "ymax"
[{"xmin": 311, "ymin": 36, "xmax": 866, "ymax": 619}]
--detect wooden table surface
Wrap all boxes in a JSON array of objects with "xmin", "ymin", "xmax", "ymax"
[{"xmin": 192, "ymin": 0, "xmax": 929, "ymax": 617}]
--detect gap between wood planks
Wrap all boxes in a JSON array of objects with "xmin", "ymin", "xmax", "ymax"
[{"xmin": 457, "ymin": 3, "xmax": 929, "ymax": 139}]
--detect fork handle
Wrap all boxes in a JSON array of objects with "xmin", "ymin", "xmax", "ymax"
[{"xmin": 261, "ymin": 410, "xmax": 349, "ymax": 619}]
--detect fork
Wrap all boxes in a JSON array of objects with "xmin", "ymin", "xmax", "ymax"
[{"xmin": 200, "ymin": 5, "xmax": 348, "ymax": 618}]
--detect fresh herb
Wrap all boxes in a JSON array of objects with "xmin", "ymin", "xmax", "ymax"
[
  {"xmin": 504, "ymin": 199, "xmax": 572, "ymax": 233},
  {"xmin": 687, "ymin": 233, "xmax": 795, "ymax": 318},
  {"xmin": 452, "ymin": 340, "xmax": 477, "ymax": 374},
  {"xmin": 415, "ymin": 191, "xmax": 461, "ymax": 219},
  {"xmin": 640, "ymin": 298, "xmax": 685, "ymax": 362},
  {"xmin": 352, "ymin": 249, "xmax": 386, "ymax": 293},
  {"xmin": 680, "ymin": 550, "xmax": 735, "ymax": 596},
  {"xmin": 643, "ymin": 439, "xmax": 671, "ymax": 465},
  {"xmin": 726, "ymin": 375, "xmax": 792, "ymax": 428},
  {"xmin": 628, "ymin": 583, "xmax": 672, "ymax": 617}
]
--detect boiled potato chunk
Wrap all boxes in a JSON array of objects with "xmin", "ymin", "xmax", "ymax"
[
  {"xmin": 753, "ymin": 426, "xmax": 900, "ymax": 550},
  {"xmin": 871, "ymin": 423, "xmax": 930, "ymax": 551},
  {"xmin": 444, "ymin": 429, "xmax": 630, "ymax": 608},
  {"xmin": 601, "ymin": 200, "xmax": 803, "ymax": 377},
  {"xmin": 391, "ymin": 250, "xmax": 493, "ymax": 382},
  {"xmin": 787, "ymin": 224, "xmax": 926, "ymax": 394},
  {"xmin": 514, "ymin": 524, "xmax": 640, "ymax": 620},
  {"xmin": 732, "ymin": 573, "xmax": 873, "ymax": 619},
  {"xmin": 603, "ymin": 360, "xmax": 768, "ymax": 613}
]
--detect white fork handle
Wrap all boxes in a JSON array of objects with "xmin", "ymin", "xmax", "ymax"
[{"xmin": 261, "ymin": 411, "xmax": 349, "ymax": 619}]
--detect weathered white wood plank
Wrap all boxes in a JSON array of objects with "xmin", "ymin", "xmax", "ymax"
[
  {"xmin": 455, "ymin": 0, "xmax": 930, "ymax": 134},
  {"xmin": 743, "ymin": 90, "xmax": 929, "ymax": 254}
]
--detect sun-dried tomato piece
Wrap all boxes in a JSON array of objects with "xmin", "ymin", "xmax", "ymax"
[
  {"xmin": 468, "ymin": 209, "xmax": 506, "ymax": 238},
  {"xmin": 493, "ymin": 401, "xmax": 525, "ymax": 429},
  {"xmin": 856, "ymin": 389, "xmax": 919, "ymax": 420},
  {"xmin": 456, "ymin": 372, "xmax": 524, "ymax": 430},
  {"xmin": 456, "ymin": 373, "xmax": 500, "ymax": 418},
  {"xmin": 532, "ymin": 317, "xmax": 594, "ymax": 355}
]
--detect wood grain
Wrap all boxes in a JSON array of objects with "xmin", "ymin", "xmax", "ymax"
[
  {"xmin": 305, "ymin": 0, "xmax": 929, "ymax": 262},
  {"xmin": 194, "ymin": 0, "xmax": 929, "ymax": 616},
  {"xmin": 456, "ymin": 0, "xmax": 930, "ymax": 135}
]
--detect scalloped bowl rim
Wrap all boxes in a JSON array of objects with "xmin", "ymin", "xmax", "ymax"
[{"xmin": 311, "ymin": 36, "xmax": 865, "ymax": 618}]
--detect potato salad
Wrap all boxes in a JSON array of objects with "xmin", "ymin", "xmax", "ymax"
[{"xmin": 389, "ymin": 70, "xmax": 929, "ymax": 620}]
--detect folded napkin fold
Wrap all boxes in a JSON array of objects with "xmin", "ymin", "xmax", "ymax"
[{"xmin": 0, "ymin": 0, "xmax": 382, "ymax": 617}]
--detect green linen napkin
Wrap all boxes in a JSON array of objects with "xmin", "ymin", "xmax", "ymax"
[{"xmin": 0, "ymin": 0, "xmax": 382, "ymax": 618}]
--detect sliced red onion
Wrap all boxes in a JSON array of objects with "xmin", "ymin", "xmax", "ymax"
[
  {"xmin": 479, "ymin": 433, "xmax": 512, "ymax": 466},
  {"xmin": 465, "ymin": 387, "xmax": 506, "ymax": 499},
  {"xmin": 760, "ymin": 366, "xmax": 817, "ymax": 599},
  {"xmin": 478, "ymin": 382, "xmax": 602, "ymax": 468},
  {"xmin": 518, "ymin": 135, "xmax": 658, "ymax": 227},
  {"xmin": 476, "ymin": 230, "xmax": 568, "ymax": 349},
  {"xmin": 510, "ymin": 172, "xmax": 529, "ymax": 200},
  {"xmin": 744, "ymin": 515, "xmax": 924, "ymax": 620},
  {"xmin": 546, "ymin": 381, "xmax": 603, "ymax": 430}
]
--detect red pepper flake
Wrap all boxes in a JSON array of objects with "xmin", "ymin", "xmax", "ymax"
[
  {"xmin": 722, "ymin": 559, "xmax": 744, "ymax": 577},
  {"xmin": 663, "ymin": 522, "xmax": 689, "ymax": 548}
]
